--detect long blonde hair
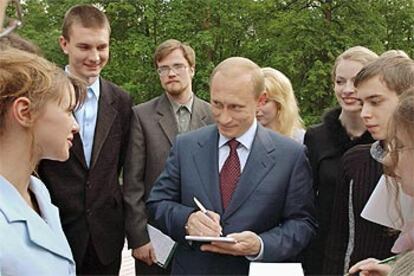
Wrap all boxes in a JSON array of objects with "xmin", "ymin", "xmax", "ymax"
[
  {"xmin": 261, "ymin": 67, "xmax": 304, "ymax": 137},
  {"xmin": 331, "ymin": 46, "xmax": 378, "ymax": 83}
]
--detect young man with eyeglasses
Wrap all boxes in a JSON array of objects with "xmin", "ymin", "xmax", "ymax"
[
  {"xmin": 123, "ymin": 39, "xmax": 214, "ymax": 275},
  {"xmin": 38, "ymin": 4, "xmax": 132, "ymax": 275},
  {"xmin": 323, "ymin": 54, "xmax": 414, "ymax": 275}
]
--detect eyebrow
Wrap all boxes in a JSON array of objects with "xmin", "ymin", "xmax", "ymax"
[
  {"xmin": 361, "ymin": 94, "xmax": 383, "ymax": 102},
  {"xmin": 75, "ymin": 42, "xmax": 108, "ymax": 47}
]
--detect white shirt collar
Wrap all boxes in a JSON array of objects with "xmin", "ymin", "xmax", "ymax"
[
  {"xmin": 64, "ymin": 65, "xmax": 100, "ymax": 99},
  {"xmin": 218, "ymin": 118, "xmax": 258, "ymax": 150},
  {"xmin": 88, "ymin": 77, "xmax": 100, "ymax": 99}
]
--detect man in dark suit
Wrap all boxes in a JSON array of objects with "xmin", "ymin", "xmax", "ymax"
[
  {"xmin": 147, "ymin": 57, "xmax": 317, "ymax": 275},
  {"xmin": 38, "ymin": 5, "xmax": 132, "ymax": 275},
  {"xmin": 123, "ymin": 39, "xmax": 214, "ymax": 275}
]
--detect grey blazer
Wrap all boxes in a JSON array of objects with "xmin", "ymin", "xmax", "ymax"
[{"xmin": 123, "ymin": 93, "xmax": 214, "ymax": 249}]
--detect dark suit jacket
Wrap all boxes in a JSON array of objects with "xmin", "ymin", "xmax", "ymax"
[
  {"xmin": 147, "ymin": 124, "xmax": 317, "ymax": 275},
  {"xmin": 123, "ymin": 93, "xmax": 214, "ymax": 250},
  {"xmin": 38, "ymin": 78, "xmax": 133, "ymax": 266}
]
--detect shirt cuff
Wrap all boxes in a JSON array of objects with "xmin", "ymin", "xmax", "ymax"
[{"xmin": 246, "ymin": 235, "xmax": 264, "ymax": 261}]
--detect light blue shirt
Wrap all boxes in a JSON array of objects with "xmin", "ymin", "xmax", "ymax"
[
  {"xmin": 0, "ymin": 175, "xmax": 75, "ymax": 275},
  {"xmin": 74, "ymin": 78, "xmax": 100, "ymax": 167},
  {"xmin": 217, "ymin": 118, "xmax": 264, "ymax": 261}
]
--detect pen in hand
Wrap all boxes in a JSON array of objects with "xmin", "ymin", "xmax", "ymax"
[
  {"xmin": 344, "ymin": 255, "xmax": 399, "ymax": 276},
  {"xmin": 377, "ymin": 255, "xmax": 398, "ymax": 264},
  {"xmin": 193, "ymin": 196, "xmax": 223, "ymax": 236}
]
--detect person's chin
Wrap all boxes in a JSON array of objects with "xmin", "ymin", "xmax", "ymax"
[
  {"xmin": 219, "ymin": 127, "xmax": 238, "ymax": 138},
  {"xmin": 341, "ymin": 102, "xmax": 362, "ymax": 112},
  {"xmin": 57, "ymin": 153, "xmax": 70, "ymax": 162},
  {"xmin": 83, "ymin": 67, "xmax": 101, "ymax": 77},
  {"xmin": 43, "ymin": 153, "xmax": 69, "ymax": 162},
  {"xmin": 169, "ymin": 91, "xmax": 187, "ymax": 98},
  {"xmin": 370, "ymin": 131, "xmax": 384, "ymax": 141}
]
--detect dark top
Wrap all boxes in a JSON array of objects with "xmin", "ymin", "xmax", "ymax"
[
  {"xmin": 323, "ymin": 144, "xmax": 399, "ymax": 274},
  {"xmin": 38, "ymin": 78, "xmax": 133, "ymax": 271},
  {"xmin": 303, "ymin": 107, "xmax": 374, "ymax": 274}
]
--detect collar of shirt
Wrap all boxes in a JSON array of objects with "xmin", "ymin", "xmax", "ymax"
[
  {"xmin": 64, "ymin": 65, "xmax": 100, "ymax": 99},
  {"xmin": 218, "ymin": 119, "xmax": 258, "ymax": 172},
  {"xmin": 218, "ymin": 118, "xmax": 257, "ymax": 150},
  {"xmin": 88, "ymin": 77, "xmax": 100, "ymax": 100},
  {"xmin": 167, "ymin": 92, "xmax": 194, "ymax": 114}
]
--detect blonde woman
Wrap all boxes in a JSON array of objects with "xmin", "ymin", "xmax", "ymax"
[
  {"xmin": 304, "ymin": 46, "xmax": 378, "ymax": 274},
  {"xmin": 257, "ymin": 67, "xmax": 305, "ymax": 143},
  {"xmin": 0, "ymin": 48, "xmax": 85, "ymax": 275}
]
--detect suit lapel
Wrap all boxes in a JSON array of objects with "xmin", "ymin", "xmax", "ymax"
[
  {"xmin": 189, "ymin": 97, "xmax": 210, "ymax": 130},
  {"xmin": 0, "ymin": 177, "xmax": 74, "ymax": 264},
  {"xmin": 71, "ymin": 133, "xmax": 87, "ymax": 168},
  {"xmin": 25, "ymin": 205, "xmax": 74, "ymax": 264},
  {"xmin": 157, "ymin": 94, "xmax": 178, "ymax": 146},
  {"xmin": 222, "ymin": 126, "xmax": 277, "ymax": 221},
  {"xmin": 192, "ymin": 127, "xmax": 223, "ymax": 214},
  {"xmin": 90, "ymin": 79, "xmax": 117, "ymax": 169}
]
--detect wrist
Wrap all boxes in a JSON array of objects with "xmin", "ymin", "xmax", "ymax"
[{"xmin": 253, "ymin": 235, "xmax": 261, "ymax": 255}]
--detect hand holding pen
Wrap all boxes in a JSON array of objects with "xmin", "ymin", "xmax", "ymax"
[
  {"xmin": 346, "ymin": 255, "xmax": 397, "ymax": 276},
  {"xmin": 185, "ymin": 197, "xmax": 222, "ymax": 237}
]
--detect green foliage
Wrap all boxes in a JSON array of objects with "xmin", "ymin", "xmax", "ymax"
[{"xmin": 16, "ymin": 0, "xmax": 414, "ymax": 126}]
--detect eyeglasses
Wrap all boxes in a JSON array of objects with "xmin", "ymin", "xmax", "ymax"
[
  {"xmin": 157, "ymin": 63, "xmax": 187, "ymax": 76},
  {"xmin": 0, "ymin": 0, "xmax": 22, "ymax": 38}
]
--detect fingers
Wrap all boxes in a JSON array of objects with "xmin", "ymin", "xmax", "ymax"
[
  {"xmin": 228, "ymin": 231, "xmax": 261, "ymax": 255},
  {"xmin": 132, "ymin": 243, "xmax": 156, "ymax": 266},
  {"xmin": 201, "ymin": 243, "xmax": 239, "ymax": 256},
  {"xmin": 349, "ymin": 258, "xmax": 379, "ymax": 273},
  {"xmin": 201, "ymin": 231, "xmax": 261, "ymax": 256},
  {"xmin": 206, "ymin": 211, "xmax": 221, "ymax": 225},
  {"xmin": 187, "ymin": 211, "xmax": 222, "ymax": 236},
  {"xmin": 348, "ymin": 258, "xmax": 391, "ymax": 276},
  {"xmin": 359, "ymin": 263, "xmax": 391, "ymax": 276},
  {"xmin": 149, "ymin": 246, "xmax": 157, "ymax": 264}
]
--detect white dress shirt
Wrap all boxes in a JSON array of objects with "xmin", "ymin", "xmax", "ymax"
[
  {"xmin": 217, "ymin": 118, "xmax": 264, "ymax": 261},
  {"xmin": 74, "ymin": 78, "xmax": 100, "ymax": 167}
]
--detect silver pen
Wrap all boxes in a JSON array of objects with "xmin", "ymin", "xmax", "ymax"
[{"xmin": 193, "ymin": 196, "xmax": 223, "ymax": 235}]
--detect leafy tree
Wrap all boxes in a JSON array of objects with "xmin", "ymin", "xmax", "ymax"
[{"xmin": 15, "ymin": 0, "xmax": 414, "ymax": 125}]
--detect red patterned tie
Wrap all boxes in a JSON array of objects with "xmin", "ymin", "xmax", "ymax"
[{"xmin": 220, "ymin": 139, "xmax": 241, "ymax": 209}]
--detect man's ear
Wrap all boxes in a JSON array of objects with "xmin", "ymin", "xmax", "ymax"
[
  {"xmin": 11, "ymin": 97, "xmax": 34, "ymax": 127},
  {"xmin": 59, "ymin": 35, "xmax": 69, "ymax": 55},
  {"xmin": 190, "ymin": 66, "xmax": 195, "ymax": 77}
]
